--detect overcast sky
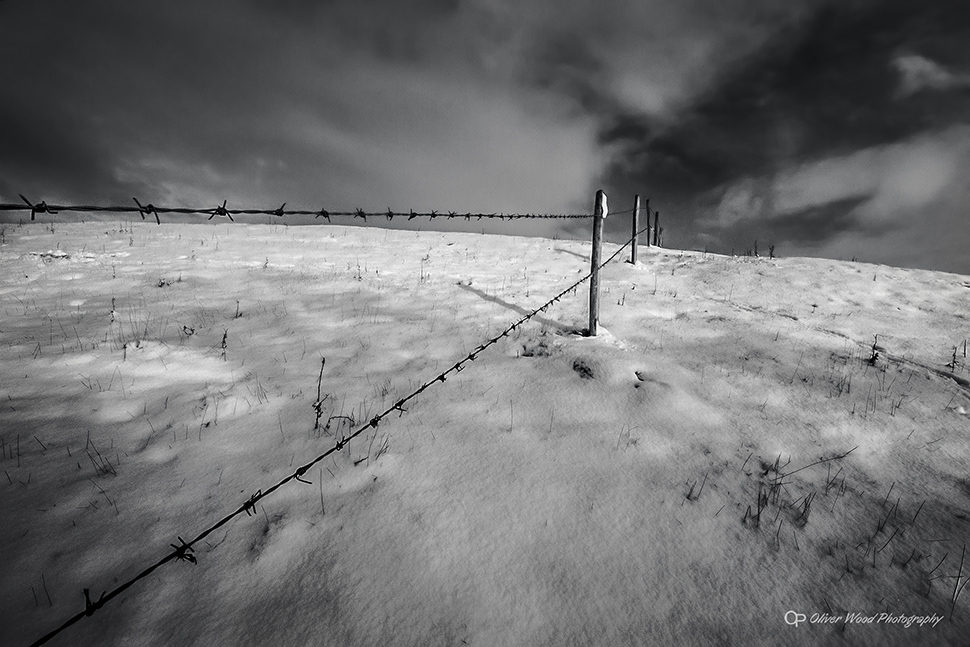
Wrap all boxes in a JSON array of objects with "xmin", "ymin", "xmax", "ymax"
[{"xmin": 1, "ymin": 1, "xmax": 968, "ymax": 272}]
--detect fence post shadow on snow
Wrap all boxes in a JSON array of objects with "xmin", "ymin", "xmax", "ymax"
[
  {"xmin": 455, "ymin": 282, "xmax": 573, "ymax": 334},
  {"xmin": 451, "ymin": 189, "xmax": 664, "ymax": 337}
]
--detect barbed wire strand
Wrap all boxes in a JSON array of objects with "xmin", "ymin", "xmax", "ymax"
[
  {"xmin": 0, "ymin": 196, "xmax": 651, "ymax": 223},
  {"xmin": 29, "ymin": 220, "xmax": 651, "ymax": 647}
]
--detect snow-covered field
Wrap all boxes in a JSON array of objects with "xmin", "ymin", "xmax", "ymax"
[{"xmin": 2, "ymin": 221, "xmax": 969, "ymax": 646}]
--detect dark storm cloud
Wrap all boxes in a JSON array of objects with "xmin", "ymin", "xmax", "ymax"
[
  {"xmin": 0, "ymin": 0, "xmax": 611, "ymax": 221},
  {"xmin": 519, "ymin": 33, "xmax": 614, "ymax": 116},
  {"xmin": 748, "ymin": 196, "xmax": 874, "ymax": 248},
  {"xmin": 598, "ymin": 0, "xmax": 970, "ymax": 271},
  {"xmin": 718, "ymin": 196, "xmax": 872, "ymax": 255},
  {"xmin": 0, "ymin": 98, "xmax": 129, "ymax": 201},
  {"xmin": 1, "ymin": 1, "xmax": 966, "ymax": 270},
  {"xmin": 0, "ymin": 1, "xmax": 295, "ymax": 202},
  {"xmin": 0, "ymin": 0, "xmax": 808, "ymax": 210}
]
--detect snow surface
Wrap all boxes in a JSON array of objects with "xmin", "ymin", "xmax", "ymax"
[{"xmin": 1, "ymin": 221, "xmax": 969, "ymax": 646}]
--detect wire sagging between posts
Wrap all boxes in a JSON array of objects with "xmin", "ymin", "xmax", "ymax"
[{"xmin": 28, "ymin": 220, "xmax": 652, "ymax": 647}]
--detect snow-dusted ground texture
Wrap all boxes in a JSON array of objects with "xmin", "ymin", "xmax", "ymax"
[{"xmin": 2, "ymin": 221, "xmax": 969, "ymax": 646}]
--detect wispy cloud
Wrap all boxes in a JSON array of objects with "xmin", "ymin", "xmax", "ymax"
[
  {"xmin": 710, "ymin": 126, "xmax": 969, "ymax": 225},
  {"xmin": 699, "ymin": 125, "xmax": 970, "ymax": 272},
  {"xmin": 893, "ymin": 54, "xmax": 970, "ymax": 97}
]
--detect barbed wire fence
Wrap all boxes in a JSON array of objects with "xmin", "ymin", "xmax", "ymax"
[
  {"xmin": 23, "ymin": 190, "xmax": 660, "ymax": 646},
  {"xmin": 0, "ymin": 194, "xmax": 633, "ymax": 223}
]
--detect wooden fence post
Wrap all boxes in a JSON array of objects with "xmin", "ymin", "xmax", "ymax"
[
  {"xmin": 630, "ymin": 194, "xmax": 640, "ymax": 264},
  {"xmin": 653, "ymin": 210, "xmax": 660, "ymax": 246},
  {"xmin": 588, "ymin": 189, "xmax": 608, "ymax": 337},
  {"xmin": 644, "ymin": 198, "xmax": 650, "ymax": 248}
]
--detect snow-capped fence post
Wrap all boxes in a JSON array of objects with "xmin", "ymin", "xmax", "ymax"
[
  {"xmin": 588, "ymin": 189, "xmax": 608, "ymax": 337},
  {"xmin": 630, "ymin": 194, "xmax": 641, "ymax": 264},
  {"xmin": 653, "ymin": 210, "xmax": 661, "ymax": 247}
]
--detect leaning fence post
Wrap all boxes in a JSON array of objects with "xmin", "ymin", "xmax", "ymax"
[
  {"xmin": 630, "ymin": 194, "xmax": 640, "ymax": 264},
  {"xmin": 588, "ymin": 189, "xmax": 608, "ymax": 337},
  {"xmin": 653, "ymin": 210, "xmax": 660, "ymax": 246}
]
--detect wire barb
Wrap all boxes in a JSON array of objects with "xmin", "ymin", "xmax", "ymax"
[
  {"xmin": 242, "ymin": 490, "xmax": 262, "ymax": 516},
  {"xmin": 19, "ymin": 194, "xmax": 56, "ymax": 221},
  {"xmin": 170, "ymin": 537, "xmax": 197, "ymax": 564},
  {"xmin": 208, "ymin": 200, "xmax": 233, "ymax": 221},
  {"xmin": 83, "ymin": 588, "xmax": 106, "ymax": 617},
  {"xmin": 132, "ymin": 198, "xmax": 160, "ymax": 225}
]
